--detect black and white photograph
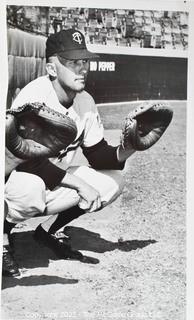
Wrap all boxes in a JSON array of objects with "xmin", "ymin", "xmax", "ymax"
[{"xmin": 0, "ymin": 0, "xmax": 193, "ymax": 319}]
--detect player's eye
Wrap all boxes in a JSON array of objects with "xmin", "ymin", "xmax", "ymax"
[
  {"xmin": 74, "ymin": 60, "xmax": 89, "ymax": 66},
  {"xmin": 66, "ymin": 60, "xmax": 75, "ymax": 67}
]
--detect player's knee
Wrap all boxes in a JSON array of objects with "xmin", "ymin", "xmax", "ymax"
[
  {"xmin": 22, "ymin": 175, "xmax": 46, "ymax": 207},
  {"xmin": 100, "ymin": 171, "xmax": 125, "ymax": 207},
  {"xmin": 115, "ymin": 172, "xmax": 125, "ymax": 194},
  {"xmin": 5, "ymin": 172, "xmax": 46, "ymax": 223},
  {"xmin": 25, "ymin": 173, "xmax": 46, "ymax": 193},
  {"xmin": 7, "ymin": 171, "xmax": 45, "ymax": 193},
  {"xmin": 109, "ymin": 171, "xmax": 125, "ymax": 196}
]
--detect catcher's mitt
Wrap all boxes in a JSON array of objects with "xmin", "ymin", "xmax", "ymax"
[
  {"xmin": 120, "ymin": 101, "xmax": 173, "ymax": 151},
  {"xmin": 6, "ymin": 102, "xmax": 77, "ymax": 160}
]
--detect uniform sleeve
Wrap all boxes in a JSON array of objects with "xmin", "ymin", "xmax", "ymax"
[
  {"xmin": 81, "ymin": 96, "xmax": 104, "ymax": 148},
  {"xmin": 82, "ymin": 139, "xmax": 125, "ymax": 170},
  {"xmin": 11, "ymin": 77, "xmax": 47, "ymax": 109}
]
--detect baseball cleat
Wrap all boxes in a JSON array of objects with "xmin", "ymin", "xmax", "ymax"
[
  {"xmin": 2, "ymin": 245, "xmax": 20, "ymax": 277},
  {"xmin": 34, "ymin": 225, "xmax": 99, "ymax": 264}
]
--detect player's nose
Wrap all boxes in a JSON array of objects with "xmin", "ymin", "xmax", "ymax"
[{"xmin": 78, "ymin": 60, "xmax": 89, "ymax": 73}]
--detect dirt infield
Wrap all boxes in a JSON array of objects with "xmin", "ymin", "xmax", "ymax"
[{"xmin": 1, "ymin": 101, "xmax": 186, "ymax": 320}]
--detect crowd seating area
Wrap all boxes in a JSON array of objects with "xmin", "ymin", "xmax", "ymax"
[
  {"xmin": 7, "ymin": 6, "xmax": 188, "ymax": 51},
  {"xmin": 49, "ymin": 8, "xmax": 188, "ymax": 50}
]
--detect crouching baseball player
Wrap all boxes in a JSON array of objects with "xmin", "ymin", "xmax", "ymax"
[{"xmin": 3, "ymin": 29, "xmax": 173, "ymax": 277}]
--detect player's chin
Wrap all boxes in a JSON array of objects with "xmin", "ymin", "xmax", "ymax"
[{"xmin": 74, "ymin": 83, "xmax": 86, "ymax": 92}]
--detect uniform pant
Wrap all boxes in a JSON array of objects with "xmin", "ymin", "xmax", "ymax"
[{"xmin": 5, "ymin": 166, "xmax": 125, "ymax": 224}]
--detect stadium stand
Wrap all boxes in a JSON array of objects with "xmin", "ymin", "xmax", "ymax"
[{"xmin": 6, "ymin": 6, "xmax": 188, "ymax": 51}]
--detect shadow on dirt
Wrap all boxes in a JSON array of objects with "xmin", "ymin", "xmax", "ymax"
[
  {"xmin": 9, "ymin": 227, "xmax": 157, "ymax": 262},
  {"xmin": 64, "ymin": 226, "xmax": 157, "ymax": 253},
  {"xmin": 2, "ymin": 275, "xmax": 78, "ymax": 290},
  {"xmin": 9, "ymin": 231, "xmax": 54, "ymax": 269},
  {"xmin": 10, "ymin": 226, "xmax": 156, "ymax": 263},
  {"xmin": 1, "ymin": 227, "xmax": 156, "ymax": 289}
]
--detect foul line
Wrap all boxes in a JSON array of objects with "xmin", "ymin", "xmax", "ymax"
[{"xmin": 97, "ymin": 100, "xmax": 187, "ymax": 107}]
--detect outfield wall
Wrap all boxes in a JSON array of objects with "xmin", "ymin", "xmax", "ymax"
[{"xmin": 86, "ymin": 54, "xmax": 187, "ymax": 103}]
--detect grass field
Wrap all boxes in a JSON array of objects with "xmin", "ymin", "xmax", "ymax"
[{"xmin": 2, "ymin": 101, "xmax": 186, "ymax": 320}]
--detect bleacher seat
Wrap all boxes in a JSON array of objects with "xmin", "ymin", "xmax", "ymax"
[
  {"xmin": 174, "ymin": 42, "xmax": 184, "ymax": 50},
  {"xmin": 61, "ymin": 8, "xmax": 69, "ymax": 19},
  {"xmin": 172, "ymin": 26, "xmax": 181, "ymax": 34},
  {"xmin": 84, "ymin": 32, "xmax": 90, "ymax": 44},
  {"xmin": 99, "ymin": 28, "xmax": 107, "ymax": 44},
  {"xmin": 88, "ymin": 8, "xmax": 97, "ymax": 20},
  {"xmin": 89, "ymin": 19, "xmax": 98, "ymax": 31},
  {"xmin": 77, "ymin": 20, "xmax": 86, "ymax": 32},
  {"xmin": 182, "ymin": 40, "xmax": 188, "ymax": 50},
  {"xmin": 133, "ymin": 26, "xmax": 144, "ymax": 39},
  {"xmin": 71, "ymin": 9, "xmax": 80, "ymax": 19},
  {"xmin": 154, "ymin": 11, "xmax": 164, "ymax": 18},
  {"xmin": 48, "ymin": 23, "xmax": 55, "ymax": 34},
  {"xmin": 153, "ymin": 23, "xmax": 162, "ymax": 35},
  {"xmin": 93, "ymin": 37, "xmax": 102, "ymax": 45},
  {"xmin": 112, "ymin": 16, "xmax": 117, "ymax": 28},
  {"xmin": 144, "ymin": 11, "xmax": 153, "ymax": 18},
  {"xmin": 153, "ymin": 11, "xmax": 164, "ymax": 22},
  {"xmin": 182, "ymin": 27, "xmax": 188, "ymax": 36},
  {"xmin": 164, "ymin": 33, "xmax": 172, "ymax": 43},
  {"xmin": 173, "ymin": 33, "xmax": 182, "ymax": 44},
  {"xmin": 143, "ymin": 25, "xmax": 152, "ymax": 34},
  {"xmin": 179, "ymin": 12, "xmax": 188, "ymax": 27},
  {"xmin": 64, "ymin": 17, "xmax": 75, "ymax": 28},
  {"xmin": 134, "ymin": 16, "xmax": 144, "ymax": 25},
  {"xmin": 88, "ymin": 27, "xmax": 95, "ymax": 37},
  {"xmin": 171, "ymin": 18, "xmax": 179, "ymax": 28},
  {"xmin": 116, "ymin": 9, "xmax": 126, "ymax": 16},
  {"xmin": 109, "ymin": 28, "xmax": 118, "ymax": 38},
  {"xmin": 144, "ymin": 16, "xmax": 152, "ymax": 25},
  {"xmin": 7, "ymin": 7, "xmax": 188, "ymax": 51},
  {"xmin": 114, "ymin": 32, "xmax": 122, "ymax": 45},
  {"xmin": 134, "ymin": 10, "xmax": 144, "ymax": 17},
  {"xmin": 143, "ymin": 34, "xmax": 152, "ymax": 47},
  {"xmin": 123, "ymin": 24, "xmax": 136, "ymax": 38},
  {"xmin": 150, "ymin": 35, "xmax": 157, "ymax": 48},
  {"xmin": 125, "ymin": 16, "xmax": 134, "ymax": 25},
  {"xmin": 182, "ymin": 33, "xmax": 188, "ymax": 42},
  {"xmin": 155, "ymin": 35, "xmax": 162, "ymax": 48},
  {"xmin": 119, "ymin": 37, "xmax": 127, "ymax": 46},
  {"xmin": 105, "ymin": 16, "xmax": 113, "ymax": 29},
  {"xmin": 83, "ymin": 8, "xmax": 89, "ymax": 20},
  {"xmin": 130, "ymin": 37, "xmax": 141, "ymax": 47},
  {"xmin": 164, "ymin": 41, "xmax": 173, "ymax": 49},
  {"xmin": 106, "ymin": 36, "xmax": 116, "ymax": 46},
  {"xmin": 163, "ymin": 25, "xmax": 172, "ymax": 35}
]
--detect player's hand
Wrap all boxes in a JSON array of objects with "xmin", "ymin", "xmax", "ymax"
[
  {"xmin": 60, "ymin": 172, "xmax": 102, "ymax": 212},
  {"xmin": 77, "ymin": 183, "xmax": 102, "ymax": 213}
]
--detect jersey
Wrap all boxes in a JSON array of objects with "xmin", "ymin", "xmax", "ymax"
[{"xmin": 11, "ymin": 75, "xmax": 104, "ymax": 170}]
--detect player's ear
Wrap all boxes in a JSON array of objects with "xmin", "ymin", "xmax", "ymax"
[{"xmin": 46, "ymin": 63, "xmax": 57, "ymax": 78}]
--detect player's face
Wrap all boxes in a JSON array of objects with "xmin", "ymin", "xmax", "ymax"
[{"xmin": 56, "ymin": 56, "xmax": 90, "ymax": 92}]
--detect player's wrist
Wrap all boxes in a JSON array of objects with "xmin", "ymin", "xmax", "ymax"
[
  {"xmin": 117, "ymin": 145, "xmax": 136, "ymax": 162},
  {"xmin": 60, "ymin": 172, "xmax": 89, "ymax": 192}
]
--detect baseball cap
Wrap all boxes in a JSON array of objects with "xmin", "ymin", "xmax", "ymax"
[{"xmin": 46, "ymin": 29, "xmax": 98, "ymax": 60}]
